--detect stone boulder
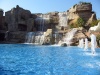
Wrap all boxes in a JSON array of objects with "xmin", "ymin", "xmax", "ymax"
[
  {"xmin": 61, "ymin": 43, "xmax": 67, "ymax": 47},
  {"xmin": 43, "ymin": 29, "xmax": 52, "ymax": 44}
]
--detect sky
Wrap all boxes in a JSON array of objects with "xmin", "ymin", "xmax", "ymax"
[{"xmin": 0, "ymin": 0, "xmax": 100, "ymax": 19}]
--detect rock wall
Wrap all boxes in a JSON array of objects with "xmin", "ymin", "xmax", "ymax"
[
  {"xmin": 0, "ymin": 3, "xmax": 98, "ymax": 43},
  {"xmin": 0, "ymin": 10, "xmax": 5, "ymax": 30},
  {"xmin": 5, "ymin": 5, "xmax": 34, "ymax": 31},
  {"xmin": 7, "ymin": 31, "xmax": 26, "ymax": 43},
  {"xmin": 1, "ymin": 3, "xmax": 97, "ymax": 32},
  {"xmin": 67, "ymin": 3, "xmax": 97, "ymax": 25}
]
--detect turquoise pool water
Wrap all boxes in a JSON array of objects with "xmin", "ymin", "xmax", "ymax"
[{"xmin": 0, "ymin": 44, "xmax": 100, "ymax": 75}]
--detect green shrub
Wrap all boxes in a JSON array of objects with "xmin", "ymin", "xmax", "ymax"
[
  {"xmin": 70, "ymin": 24, "xmax": 74, "ymax": 28},
  {"xmin": 90, "ymin": 20, "xmax": 100, "ymax": 27},
  {"xmin": 96, "ymin": 35, "xmax": 100, "ymax": 40},
  {"xmin": 76, "ymin": 17, "xmax": 85, "ymax": 27}
]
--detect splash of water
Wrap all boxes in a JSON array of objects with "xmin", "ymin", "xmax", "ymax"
[
  {"xmin": 84, "ymin": 38, "xmax": 88, "ymax": 50},
  {"xmin": 78, "ymin": 38, "xmax": 84, "ymax": 48},
  {"xmin": 78, "ymin": 39, "xmax": 81, "ymax": 47},
  {"xmin": 90, "ymin": 34, "xmax": 97, "ymax": 54}
]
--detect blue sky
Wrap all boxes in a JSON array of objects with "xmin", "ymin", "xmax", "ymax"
[{"xmin": 0, "ymin": 0, "xmax": 100, "ymax": 18}]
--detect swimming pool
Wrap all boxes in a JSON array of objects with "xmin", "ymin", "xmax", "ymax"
[{"xmin": 0, "ymin": 44, "xmax": 100, "ymax": 75}]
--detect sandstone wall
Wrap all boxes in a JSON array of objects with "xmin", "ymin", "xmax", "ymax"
[{"xmin": 67, "ymin": 3, "xmax": 97, "ymax": 25}]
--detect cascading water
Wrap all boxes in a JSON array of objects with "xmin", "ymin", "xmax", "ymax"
[
  {"xmin": 64, "ymin": 28, "xmax": 77, "ymax": 46},
  {"xmin": 25, "ymin": 14, "xmax": 50, "ymax": 44},
  {"xmin": 25, "ymin": 32, "xmax": 45, "ymax": 45},
  {"xmin": 84, "ymin": 38, "xmax": 88, "ymax": 50},
  {"xmin": 34, "ymin": 32, "xmax": 44, "ymax": 44},
  {"xmin": 35, "ymin": 14, "xmax": 50, "ymax": 31},
  {"xmin": 90, "ymin": 34, "xmax": 97, "ymax": 54},
  {"xmin": 40, "ymin": 35, "xmax": 45, "ymax": 45},
  {"xmin": 58, "ymin": 12, "xmax": 76, "ymax": 46},
  {"xmin": 35, "ymin": 17, "xmax": 44, "ymax": 31},
  {"xmin": 25, "ymin": 32, "xmax": 35, "ymax": 44},
  {"xmin": 59, "ymin": 12, "xmax": 68, "ymax": 27}
]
